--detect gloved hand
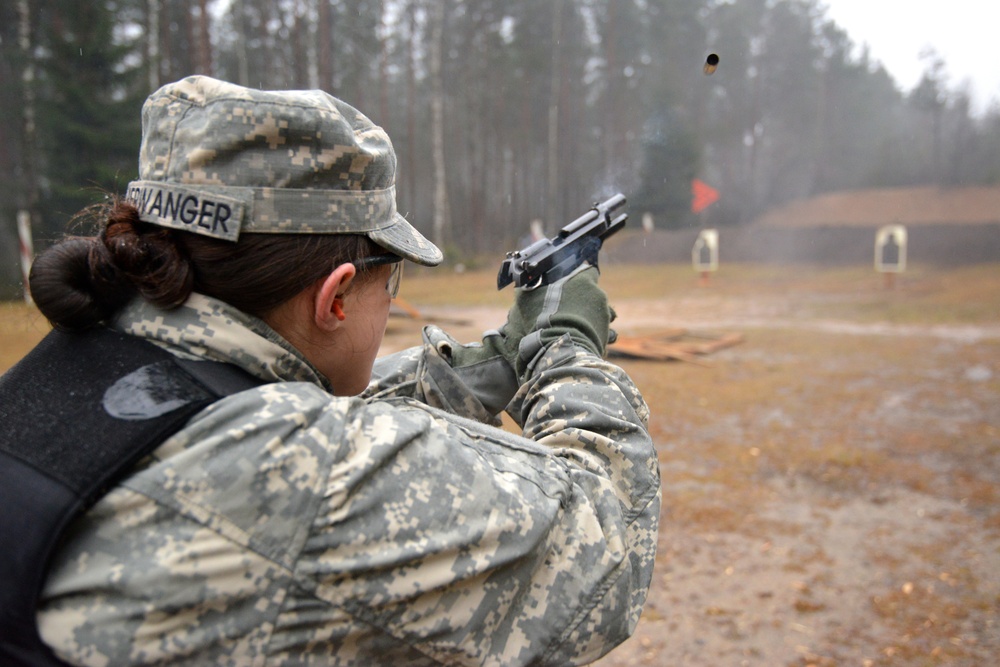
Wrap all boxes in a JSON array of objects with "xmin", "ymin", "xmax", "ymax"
[
  {"xmin": 427, "ymin": 265, "xmax": 614, "ymax": 414},
  {"xmin": 503, "ymin": 264, "xmax": 613, "ymax": 377}
]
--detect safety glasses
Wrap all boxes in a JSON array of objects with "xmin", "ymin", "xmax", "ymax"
[{"xmin": 353, "ymin": 254, "xmax": 404, "ymax": 298}]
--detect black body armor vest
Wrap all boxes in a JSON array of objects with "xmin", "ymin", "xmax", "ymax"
[{"xmin": 0, "ymin": 328, "xmax": 264, "ymax": 666}]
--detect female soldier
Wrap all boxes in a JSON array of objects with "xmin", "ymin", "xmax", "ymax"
[{"xmin": 1, "ymin": 76, "xmax": 660, "ymax": 666}]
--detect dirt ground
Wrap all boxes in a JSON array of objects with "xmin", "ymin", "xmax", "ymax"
[
  {"xmin": 3, "ymin": 262, "xmax": 998, "ymax": 666},
  {"xmin": 383, "ymin": 263, "xmax": 1000, "ymax": 666}
]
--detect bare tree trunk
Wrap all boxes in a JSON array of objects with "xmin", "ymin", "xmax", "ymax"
[
  {"xmin": 147, "ymin": 0, "xmax": 160, "ymax": 90},
  {"xmin": 517, "ymin": 87, "xmax": 532, "ymax": 235},
  {"xmin": 349, "ymin": 10, "xmax": 365, "ymax": 110},
  {"xmin": 546, "ymin": 0, "xmax": 563, "ymax": 228},
  {"xmin": 185, "ymin": 4, "xmax": 196, "ymax": 73},
  {"xmin": 260, "ymin": 2, "xmax": 278, "ymax": 86},
  {"xmin": 378, "ymin": 0, "xmax": 388, "ymax": 123},
  {"xmin": 17, "ymin": 0, "xmax": 38, "ymax": 302},
  {"xmin": 931, "ymin": 103, "xmax": 942, "ymax": 185},
  {"xmin": 234, "ymin": 0, "xmax": 249, "ymax": 85},
  {"xmin": 318, "ymin": 0, "xmax": 332, "ymax": 91},
  {"xmin": 306, "ymin": 0, "xmax": 319, "ymax": 88},
  {"xmin": 159, "ymin": 0, "xmax": 173, "ymax": 81},
  {"xmin": 16, "ymin": 0, "xmax": 38, "ymax": 218},
  {"xmin": 290, "ymin": 3, "xmax": 306, "ymax": 86},
  {"xmin": 811, "ymin": 64, "xmax": 828, "ymax": 193},
  {"xmin": 429, "ymin": 0, "xmax": 450, "ymax": 252},
  {"xmin": 602, "ymin": 1, "xmax": 618, "ymax": 169},
  {"xmin": 405, "ymin": 0, "xmax": 417, "ymax": 207},
  {"xmin": 197, "ymin": 0, "xmax": 212, "ymax": 75}
]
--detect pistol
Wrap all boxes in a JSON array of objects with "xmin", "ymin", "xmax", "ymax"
[{"xmin": 497, "ymin": 193, "xmax": 628, "ymax": 290}]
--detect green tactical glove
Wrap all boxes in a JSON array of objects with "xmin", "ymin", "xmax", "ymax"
[
  {"xmin": 504, "ymin": 264, "xmax": 612, "ymax": 377},
  {"xmin": 427, "ymin": 265, "xmax": 613, "ymax": 415},
  {"xmin": 423, "ymin": 325, "xmax": 517, "ymax": 417}
]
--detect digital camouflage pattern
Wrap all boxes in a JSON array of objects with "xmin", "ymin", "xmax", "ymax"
[
  {"xmin": 38, "ymin": 293, "xmax": 660, "ymax": 666},
  {"xmin": 125, "ymin": 75, "xmax": 442, "ymax": 265}
]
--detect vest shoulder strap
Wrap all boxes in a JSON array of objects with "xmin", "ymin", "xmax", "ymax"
[{"xmin": 0, "ymin": 327, "xmax": 265, "ymax": 666}]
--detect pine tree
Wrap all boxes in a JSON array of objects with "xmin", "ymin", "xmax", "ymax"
[
  {"xmin": 35, "ymin": 0, "xmax": 145, "ymax": 235},
  {"xmin": 633, "ymin": 109, "xmax": 700, "ymax": 229}
]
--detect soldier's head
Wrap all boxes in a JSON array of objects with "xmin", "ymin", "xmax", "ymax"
[{"xmin": 30, "ymin": 76, "xmax": 442, "ymax": 395}]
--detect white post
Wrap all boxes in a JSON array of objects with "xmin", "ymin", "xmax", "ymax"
[
  {"xmin": 17, "ymin": 210, "xmax": 34, "ymax": 304},
  {"xmin": 692, "ymin": 228, "xmax": 719, "ymax": 286}
]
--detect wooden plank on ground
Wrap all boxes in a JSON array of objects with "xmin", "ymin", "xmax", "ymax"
[{"xmin": 609, "ymin": 329, "xmax": 743, "ymax": 364}]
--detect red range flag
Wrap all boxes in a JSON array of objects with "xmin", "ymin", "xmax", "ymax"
[{"xmin": 691, "ymin": 179, "xmax": 720, "ymax": 214}]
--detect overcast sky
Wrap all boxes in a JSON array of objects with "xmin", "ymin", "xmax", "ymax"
[{"xmin": 821, "ymin": 0, "xmax": 1000, "ymax": 115}]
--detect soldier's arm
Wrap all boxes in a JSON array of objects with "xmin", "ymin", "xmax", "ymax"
[{"xmin": 308, "ymin": 336, "xmax": 659, "ymax": 664}]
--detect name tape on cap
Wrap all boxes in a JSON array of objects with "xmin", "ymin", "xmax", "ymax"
[{"xmin": 125, "ymin": 182, "xmax": 248, "ymax": 241}]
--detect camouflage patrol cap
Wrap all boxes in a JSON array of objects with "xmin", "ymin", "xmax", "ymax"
[{"xmin": 125, "ymin": 75, "xmax": 442, "ymax": 266}]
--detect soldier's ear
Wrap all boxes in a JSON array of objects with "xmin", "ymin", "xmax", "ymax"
[{"xmin": 314, "ymin": 263, "xmax": 356, "ymax": 332}]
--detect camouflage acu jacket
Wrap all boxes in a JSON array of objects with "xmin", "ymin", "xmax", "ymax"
[{"xmin": 38, "ymin": 293, "xmax": 660, "ymax": 666}]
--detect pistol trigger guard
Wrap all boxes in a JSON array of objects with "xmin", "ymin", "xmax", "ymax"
[{"xmin": 522, "ymin": 275, "xmax": 545, "ymax": 291}]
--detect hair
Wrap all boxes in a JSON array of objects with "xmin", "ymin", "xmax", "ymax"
[{"xmin": 29, "ymin": 198, "xmax": 384, "ymax": 330}]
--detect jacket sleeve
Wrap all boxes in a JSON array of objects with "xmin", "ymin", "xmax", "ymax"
[
  {"xmin": 365, "ymin": 329, "xmax": 504, "ymax": 425},
  {"xmin": 309, "ymin": 334, "xmax": 660, "ymax": 665}
]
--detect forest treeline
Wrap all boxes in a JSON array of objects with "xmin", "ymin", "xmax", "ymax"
[{"xmin": 2, "ymin": 0, "xmax": 999, "ymax": 295}]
